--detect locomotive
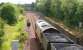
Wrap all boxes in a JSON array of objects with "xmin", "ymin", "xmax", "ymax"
[{"xmin": 35, "ymin": 19, "xmax": 83, "ymax": 50}]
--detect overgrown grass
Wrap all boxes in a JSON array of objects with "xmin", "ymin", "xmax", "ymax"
[{"xmin": 1, "ymin": 15, "xmax": 27, "ymax": 50}]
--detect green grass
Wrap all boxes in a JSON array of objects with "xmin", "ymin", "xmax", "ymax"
[{"xmin": 1, "ymin": 15, "xmax": 26, "ymax": 50}]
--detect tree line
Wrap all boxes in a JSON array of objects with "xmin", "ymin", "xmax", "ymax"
[{"xmin": 35, "ymin": 0, "xmax": 83, "ymax": 29}]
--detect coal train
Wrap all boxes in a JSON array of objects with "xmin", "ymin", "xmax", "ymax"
[{"xmin": 35, "ymin": 19, "xmax": 83, "ymax": 50}]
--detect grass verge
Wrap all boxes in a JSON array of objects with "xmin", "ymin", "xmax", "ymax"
[{"xmin": 1, "ymin": 15, "xmax": 28, "ymax": 50}]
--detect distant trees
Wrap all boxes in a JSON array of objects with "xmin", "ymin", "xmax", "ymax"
[
  {"xmin": 22, "ymin": 3, "xmax": 36, "ymax": 11},
  {"xmin": 36, "ymin": 0, "xmax": 83, "ymax": 28},
  {"xmin": 36, "ymin": 0, "xmax": 47, "ymax": 12}
]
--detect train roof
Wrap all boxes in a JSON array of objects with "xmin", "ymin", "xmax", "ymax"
[
  {"xmin": 36, "ymin": 20, "xmax": 57, "ymax": 32},
  {"xmin": 43, "ymin": 32, "xmax": 74, "ymax": 43}
]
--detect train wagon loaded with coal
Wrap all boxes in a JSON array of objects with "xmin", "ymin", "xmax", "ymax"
[{"xmin": 35, "ymin": 19, "xmax": 83, "ymax": 50}]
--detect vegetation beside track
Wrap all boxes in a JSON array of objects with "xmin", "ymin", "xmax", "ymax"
[{"xmin": 0, "ymin": 3, "xmax": 28, "ymax": 50}]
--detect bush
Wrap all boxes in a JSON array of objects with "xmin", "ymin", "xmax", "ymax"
[{"xmin": 16, "ymin": 32, "xmax": 28, "ymax": 43}]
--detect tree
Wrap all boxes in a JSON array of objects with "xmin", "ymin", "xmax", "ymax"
[
  {"xmin": 50, "ymin": 0, "xmax": 64, "ymax": 20},
  {"xmin": 44, "ymin": 0, "xmax": 51, "ymax": 16},
  {"xmin": 62, "ymin": 0, "xmax": 79, "ymax": 27},
  {"xmin": 76, "ymin": 2, "xmax": 83, "ymax": 25},
  {"xmin": 0, "ymin": 3, "xmax": 18, "ymax": 25}
]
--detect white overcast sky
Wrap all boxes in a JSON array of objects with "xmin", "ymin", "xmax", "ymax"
[{"xmin": 0, "ymin": 0, "xmax": 36, "ymax": 4}]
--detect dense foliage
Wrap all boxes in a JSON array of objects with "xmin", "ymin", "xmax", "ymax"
[
  {"xmin": 36, "ymin": 0, "xmax": 83, "ymax": 28},
  {"xmin": 0, "ymin": 3, "xmax": 23, "ymax": 25},
  {"xmin": 0, "ymin": 18, "xmax": 4, "ymax": 49},
  {"xmin": 0, "ymin": 3, "xmax": 24, "ymax": 50}
]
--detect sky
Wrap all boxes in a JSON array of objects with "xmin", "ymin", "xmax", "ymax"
[{"xmin": 0, "ymin": 0, "xmax": 36, "ymax": 4}]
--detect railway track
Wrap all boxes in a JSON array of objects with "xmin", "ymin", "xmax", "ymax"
[{"xmin": 24, "ymin": 11, "xmax": 41, "ymax": 50}]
